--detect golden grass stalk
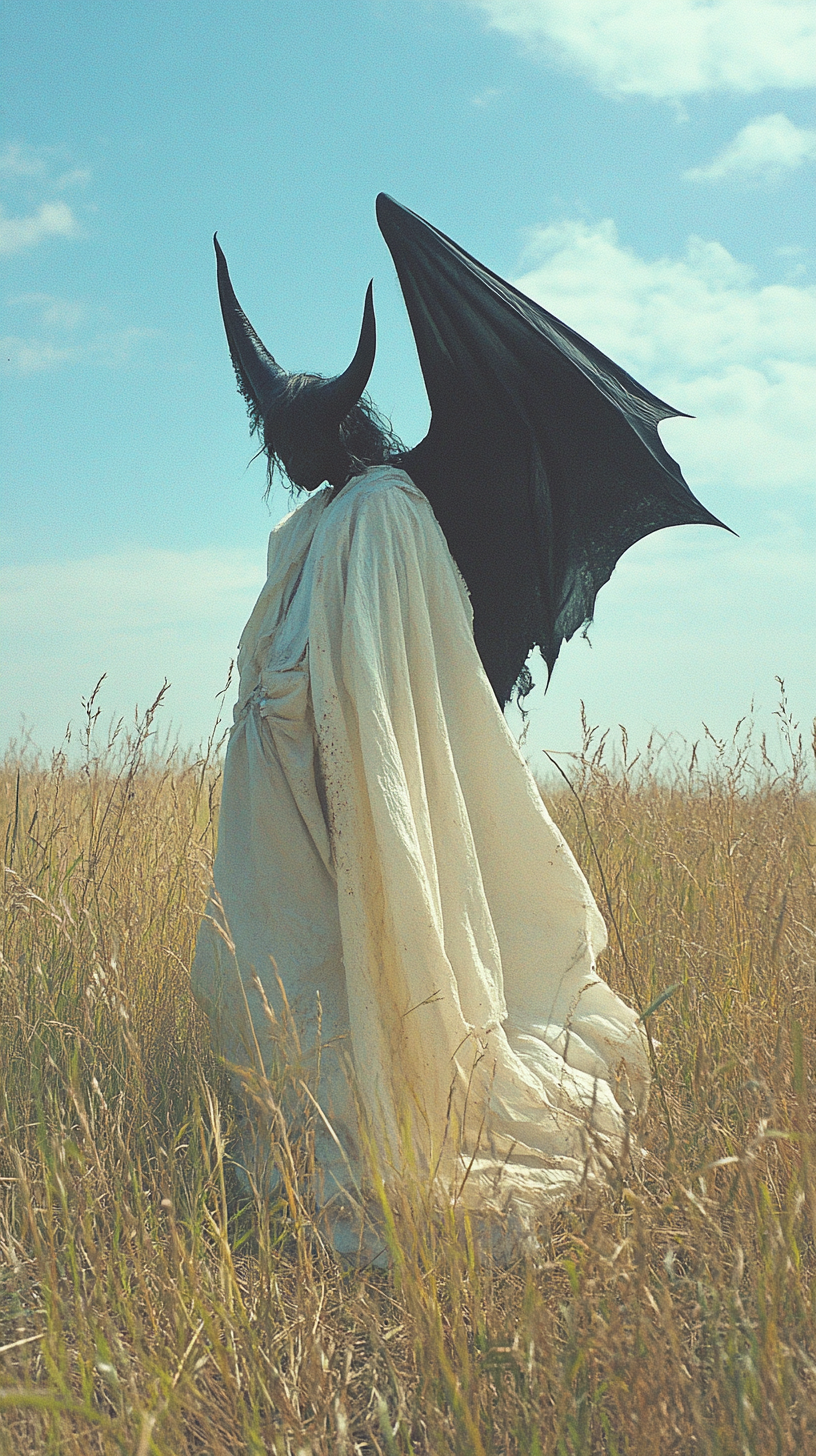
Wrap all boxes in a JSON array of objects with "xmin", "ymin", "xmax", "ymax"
[{"xmin": 0, "ymin": 691, "xmax": 814, "ymax": 1453}]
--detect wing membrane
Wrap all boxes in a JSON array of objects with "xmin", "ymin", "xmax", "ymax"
[{"xmin": 377, "ymin": 193, "xmax": 729, "ymax": 705}]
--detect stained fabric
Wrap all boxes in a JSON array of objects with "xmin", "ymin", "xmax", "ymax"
[{"xmin": 192, "ymin": 467, "xmax": 650, "ymax": 1250}]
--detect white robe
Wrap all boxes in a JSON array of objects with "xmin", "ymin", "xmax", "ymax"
[{"xmin": 192, "ymin": 465, "xmax": 649, "ymax": 1240}]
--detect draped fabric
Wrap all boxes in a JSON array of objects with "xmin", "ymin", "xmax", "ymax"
[{"xmin": 192, "ymin": 466, "xmax": 649, "ymax": 1248}]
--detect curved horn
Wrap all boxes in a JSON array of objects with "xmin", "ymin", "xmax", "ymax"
[
  {"xmin": 319, "ymin": 281, "xmax": 376, "ymax": 422},
  {"xmin": 214, "ymin": 234, "xmax": 289, "ymax": 422}
]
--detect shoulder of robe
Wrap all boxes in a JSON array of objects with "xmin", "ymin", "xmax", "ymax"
[
  {"xmin": 266, "ymin": 487, "xmax": 333, "ymax": 575},
  {"xmin": 328, "ymin": 465, "xmax": 436, "ymax": 537},
  {"xmin": 318, "ymin": 465, "xmax": 471, "ymax": 617},
  {"xmin": 269, "ymin": 486, "xmax": 331, "ymax": 537}
]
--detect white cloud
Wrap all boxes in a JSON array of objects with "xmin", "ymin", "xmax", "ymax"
[
  {"xmin": 56, "ymin": 167, "xmax": 92, "ymax": 190},
  {"xmin": 8, "ymin": 293, "xmax": 87, "ymax": 330},
  {"xmin": 2, "ymin": 294, "xmax": 156, "ymax": 375},
  {"xmin": 0, "ymin": 143, "xmax": 91, "ymax": 188},
  {"xmin": 513, "ymin": 218, "xmax": 816, "ymax": 491},
  {"xmin": 0, "ymin": 144, "xmax": 91, "ymax": 258},
  {"xmin": 0, "ymin": 200, "xmax": 80, "ymax": 256},
  {"xmin": 0, "ymin": 142, "xmax": 47, "ymax": 178},
  {"xmin": 462, "ymin": 0, "xmax": 816, "ymax": 97},
  {"xmin": 512, "ymin": 514, "xmax": 815, "ymax": 764},
  {"xmin": 685, "ymin": 112, "xmax": 816, "ymax": 180},
  {"xmin": 1, "ymin": 547, "xmax": 262, "ymax": 634},
  {"xmin": 1, "ymin": 337, "xmax": 78, "ymax": 372},
  {"xmin": 471, "ymin": 85, "xmax": 504, "ymax": 105},
  {"xmin": 1, "ymin": 547, "xmax": 266, "ymax": 753},
  {"xmin": 1, "ymin": 325, "xmax": 157, "ymax": 374}
]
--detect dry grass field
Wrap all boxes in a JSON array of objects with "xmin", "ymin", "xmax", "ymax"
[{"xmin": 1, "ymin": 688, "xmax": 815, "ymax": 1454}]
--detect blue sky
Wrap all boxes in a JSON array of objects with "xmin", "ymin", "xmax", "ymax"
[{"xmin": 2, "ymin": 0, "xmax": 814, "ymax": 768}]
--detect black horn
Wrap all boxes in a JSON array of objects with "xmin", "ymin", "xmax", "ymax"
[
  {"xmin": 318, "ymin": 280, "xmax": 376, "ymax": 423},
  {"xmin": 214, "ymin": 235, "xmax": 376, "ymax": 439},
  {"xmin": 214, "ymin": 235, "xmax": 288, "ymax": 427}
]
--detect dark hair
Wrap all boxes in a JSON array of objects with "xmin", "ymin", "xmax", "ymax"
[
  {"xmin": 338, "ymin": 394, "xmax": 406, "ymax": 479},
  {"xmin": 260, "ymin": 375, "xmax": 405, "ymax": 497}
]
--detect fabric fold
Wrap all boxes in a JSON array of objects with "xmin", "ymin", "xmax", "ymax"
[{"xmin": 192, "ymin": 465, "xmax": 650, "ymax": 1235}]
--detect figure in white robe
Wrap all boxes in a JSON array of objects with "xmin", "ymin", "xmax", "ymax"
[{"xmin": 191, "ymin": 464, "xmax": 650, "ymax": 1255}]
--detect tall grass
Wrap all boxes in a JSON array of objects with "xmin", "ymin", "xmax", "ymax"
[{"xmin": 1, "ymin": 689, "xmax": 815, "ymax": 1454}]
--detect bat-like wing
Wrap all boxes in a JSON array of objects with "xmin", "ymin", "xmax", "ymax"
[{"xmin": 376, "ymin": 193, "xmax": 729, "ymax": 706}]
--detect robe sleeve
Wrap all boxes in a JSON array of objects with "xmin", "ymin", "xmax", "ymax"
[{"xmin": 308, "ymin": 471, "xmax": 649, "ymax": 1183}]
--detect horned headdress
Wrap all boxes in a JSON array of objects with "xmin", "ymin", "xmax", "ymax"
[{"xmin": 214, "ymin": 234, "xmax": 376, "ymax": 477}]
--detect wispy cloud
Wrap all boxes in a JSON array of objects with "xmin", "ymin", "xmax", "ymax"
[
  {"xmin": 0, "ymin": 141, "xmax": 91, "ymax": 255},
  {"xmin": 514, "ymin": 218, "xmax": 816, "ymax": 492},
  {"xmin": 3, "ymin": 268, "xmax": 155, "ymax": 376},
  {"xmin": 0, "ymin": 200, "xmax": 81, "ymax": 256},
  {"xmin": 1, "ymin": 326, "xmax": 158, "ymax": 374},
  {"xmin": 2, "ymin": 547, "xmax": 264, "ymax": 634},
  {"xmin": 1, "ymin": 546, "xmax": 265, "ymax": 752},
  {"xmin": 471, "ymin": 85, "xmax": 503, "ymax": 105},
  {"xmin": 685, "ymin": 113, "xmax": 816, "ymax": 181},
  {"xmin": 0, "ymin": 142, "xmax": 92, "ymax": 187},
  {"xmin": 8, "ymin": 293, "xmax": 87, "ymax": 329},
  {"xmin": 55, "ymin": 167, "xmax": 92, "ymax": 190},
  {"xmin": 460, "ymin": 0, "xmax": 816, "ymax": 98},
  {"xmin": 0, "ymin": 142, "xmax": 47, "ymax": 178},
  {"xmin": 514, "ymin": 504, "xmax": 815, "ymax": 761},
  {"xmin": 1, "ymin": 338, "xmax": 77, "ymax": 372}
]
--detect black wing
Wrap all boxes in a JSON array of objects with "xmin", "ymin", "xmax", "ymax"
[{"xmin": 376, "ymin": 193, "xmax": 730, "ymax": 707}]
